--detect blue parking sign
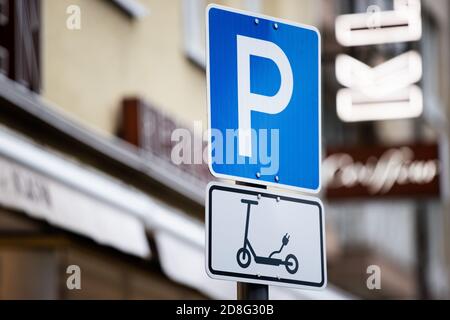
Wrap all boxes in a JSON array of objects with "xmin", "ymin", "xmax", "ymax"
[{"xmin": 206, "ymin": 5, "xmax": 321, "ymax": 193}]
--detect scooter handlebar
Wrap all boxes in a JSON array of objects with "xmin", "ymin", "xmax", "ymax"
[{"xmin": 241, "ymin": 199, "xmax": 259, "ymax": 205}]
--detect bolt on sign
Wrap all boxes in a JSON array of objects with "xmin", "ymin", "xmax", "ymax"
[{"xmin": 323, "ymin": 144, "xmax": 440, "ymax": 199}]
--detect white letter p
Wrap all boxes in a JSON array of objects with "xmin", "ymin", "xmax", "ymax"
[{"xmin": 237, "ymin": 35, "xmax": 293, "ymax": 157}]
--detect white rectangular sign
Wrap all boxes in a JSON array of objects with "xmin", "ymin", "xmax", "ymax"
[{"xmin": 206, "ymin": 182, "xmax": 327, "ymax": 290}]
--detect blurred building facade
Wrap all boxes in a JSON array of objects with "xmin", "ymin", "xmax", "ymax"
[
  {"xmin": 319, "ymin": 0, "xmax": 450, "ymax": 299},
  {"xmin": 0, "ymin": 0, "xmax": 449, "ymax": 299}
]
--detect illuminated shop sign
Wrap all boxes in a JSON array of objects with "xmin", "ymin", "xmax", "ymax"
[
  {"xmin": 323, "ymin": 144, "xmax": 440, "ymax": 199},
  {"xmin": 335, "ymin": 0, "xmax": 422, "ymax": 46},
  {"xmin": 120, "ymin": 98, "xmax": 212, "ymax": 184},
  {"xmin": 335, "ymin": 0, "xmax": 423, "ymax": 122}
]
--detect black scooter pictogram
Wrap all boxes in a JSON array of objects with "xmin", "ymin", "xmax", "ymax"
[{"xmin": 236, "ymin": 199, "xmax": 299, "ymax": 274}]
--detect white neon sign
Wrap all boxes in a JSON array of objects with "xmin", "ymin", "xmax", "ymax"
[
  {"xmin": 336, "ymin": 0, "xmax": 422, "ymax": 47},
  {"xmin": 335, "ymin": 0, "xmax": 423, "ymax": 123}
]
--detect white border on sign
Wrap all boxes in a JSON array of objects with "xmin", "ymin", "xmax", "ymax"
[
  {"xmin": 205, "ymin": 4, "xmax": 322, "ymax": 194},
  {"xmin": 205, "ymin": 181, "xmax": 327, "ymax": 290}
]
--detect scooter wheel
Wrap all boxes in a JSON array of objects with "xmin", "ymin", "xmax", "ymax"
[
  {"xmin": 285, "ymin": 254, "xmax": 299, "ymax": 274},
  {"xmin": 236, "ymin": 248, "xmax": 251, "ymax": 268}
]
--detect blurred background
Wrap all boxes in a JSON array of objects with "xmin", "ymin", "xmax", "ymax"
[{"xmin": 0, "ymin": 0, "xmax": 449, "ymax": 299}]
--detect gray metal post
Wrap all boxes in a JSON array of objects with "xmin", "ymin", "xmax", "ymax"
[{"xmin": 237, "ymin": 282, "xmax": 268, "ymax": 300}]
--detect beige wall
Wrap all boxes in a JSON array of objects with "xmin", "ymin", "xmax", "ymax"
[
  {"xmin": 43, "ymin": 0, "xmax": 319, "ymax": 136},
  {"xmin": 43, "ymin": 0, "xmax": 206, "ymax": 135},
  {"xmin": 263, "ymin": 0, "xmax": 319, "ymax": 25}
]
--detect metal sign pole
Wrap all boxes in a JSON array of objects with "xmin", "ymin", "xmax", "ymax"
[
  {"xmin": 237, "ymin": 282, "xmax": 268, "ymax": 300},
  {"xmin": 236, "ymin": 181, "xmax": 269, "ymax": 300}
]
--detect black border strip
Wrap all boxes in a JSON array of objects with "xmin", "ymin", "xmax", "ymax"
[{"xmin": 208, "ymin": 184, "xmax": 325, "ymax": 287}]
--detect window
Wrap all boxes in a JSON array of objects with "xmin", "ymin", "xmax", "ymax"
[{"xmin": 181, "ymin": 0, "xmax": 262, "ymax": 68}]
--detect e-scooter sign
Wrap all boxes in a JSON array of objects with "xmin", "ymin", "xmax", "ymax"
[{"xmin": 206, "ymin": 182, "xmax": 327, "ymax": 289}]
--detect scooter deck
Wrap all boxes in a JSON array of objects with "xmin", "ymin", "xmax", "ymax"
[{"xmin": 254, "ymin": 256, "xmax": 284, "ymax": 266}]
